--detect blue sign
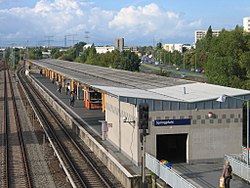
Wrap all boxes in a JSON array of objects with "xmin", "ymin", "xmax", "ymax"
[{"xmin": 154, "ymin": 119, "xmax": 191, "ymax": 126}]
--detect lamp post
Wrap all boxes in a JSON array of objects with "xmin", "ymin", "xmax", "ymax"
[
  {"xmin": 168, "ymin": 52, "xmax": 171, "ymax": 66},
  {"xmin": 195, "ymin": 53, "xmax": 197, "ymax": 70},
  {"xmin": 216, "ymin": 94, "xmax": 249, "ymax": 165},
  {"xmin": 183, "ymin": 53, "xmax": 186, "ymax": 69}
]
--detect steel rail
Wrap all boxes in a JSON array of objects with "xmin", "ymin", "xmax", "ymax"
[
  {"xmin": 3, "ymin": 62, "xmax": 9, "ymax": 188},
  {"xmin": 31, "ymin": 76, "xmax": 114, "ymax": 188},
  {"xmin": 7, "ymin": 68, "xmax": 33, "ymax": 188},
  {"xmin": 18, "ymin": 67, "xmax": 114, "ymax": 187},
  {"xmin": 17, "ymin": 68, "xmax": 86, "ymax": 187}
]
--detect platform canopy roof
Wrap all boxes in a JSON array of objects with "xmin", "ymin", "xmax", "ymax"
[{"xmin": 30, "ymin": 59, "xmax": 250, "ymax": 102}]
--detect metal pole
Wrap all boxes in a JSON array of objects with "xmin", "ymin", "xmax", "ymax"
[
  {"xmin": 164, "ymin": 52, "xmax": 165, "ymax": 64},
  {"xmin": 118, "ymin": 96, "xmax": 121, "ymax": 151},
  {"xmin": 247, "ymin": 100, "xmax": 249, "ymax": 165},
  {"xmin": 168, "ymin": 52, "xmax": 170, "ymax": 66},
  {"xmin": 141, "ymin": 130, "xmax": 146, "ymax": 188},
  {"xmin": 26, "ymin": 40, "xmax": 29, "ymax": 59},
  {"xmin": 183, "ymin": 54, "xmax": 185, "ymax": 69},
  {"xmin": 195, "ymin": 54, "xmax": 197, "ymax": 70},
  {"xmin": 13, "ymin": 48, "xmax": 15, "ymax": 69},
  {"xmin": 11, "ymin": 47, "xmax": 13, "ymax": 68}
]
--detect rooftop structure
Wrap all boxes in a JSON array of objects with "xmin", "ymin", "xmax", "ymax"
[{"xmin": 30, "ymin": 59, "xmax": 249, "ymax": 103}]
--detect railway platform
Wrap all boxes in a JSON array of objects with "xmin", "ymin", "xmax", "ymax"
[{"xmin": 29, "ymin": 71, "xmax": 142, "ymax": 184}]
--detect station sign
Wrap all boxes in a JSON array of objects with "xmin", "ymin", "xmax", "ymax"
[{"xmin": 154, "ymin": 119, "xmax": 191, "ymax": 126}]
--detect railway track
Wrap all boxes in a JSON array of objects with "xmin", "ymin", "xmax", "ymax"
[
  {"xmin": 17, "ymin": 67, "xmax": 118, "ymax": 188},
  {"xmin": 1, "ymin": 62, "xmax": 32, "ymax": 188}
]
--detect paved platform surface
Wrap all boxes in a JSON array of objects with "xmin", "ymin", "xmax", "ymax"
[
  {"xmin": 30, "ymin": 71, "xmax": 250, "ymax": 188},
  {"xmin": 174, "ymin": 161, "xmax": 250, "ymax": 188}
]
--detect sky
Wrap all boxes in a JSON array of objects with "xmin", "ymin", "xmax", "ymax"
[{"xmin": 0, "ymin": 0, "xmax": 249, "ymax": 47}]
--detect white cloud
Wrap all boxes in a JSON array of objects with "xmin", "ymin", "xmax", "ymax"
[
  {"xmin": 0, "ymin": 1, "xmax": 202, "ymax": 46},
  {"xmin": 109, "ymin": 3, "xmax": 201, "ymax": 41}
]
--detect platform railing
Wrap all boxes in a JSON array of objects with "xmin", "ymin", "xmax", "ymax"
[
  {"xmin": 225, "ymin": 153, "xmax": 250, "ymax": 183},
  {"xmin": 146, "ymin": 153, "xmax": 196, "ymax": 188}
]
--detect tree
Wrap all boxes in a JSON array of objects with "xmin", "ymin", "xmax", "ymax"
[
  {"xmin": 239, "ymin": 51, "xmax": 250, "ymax": 79},
  {"xmin": 86, "ymin": 45, "xmax": 97, "ymax": 65},
  {"xmin": 61, "ymin": 48, "xmax": 76, "ymax": 61},
  {"xmin": 156, "ymin": 42, "xmax": 162, "ymax": 50},
  {"xmin": 29, "ymin": 47, "xmax": 43, "ymax": 60},
  {"xmin": 113, "ymin": 51, "xmax": 140, "ymax": 71},
  {"xmin": 50, "ymin": 41, "xmax": 141, "ymax": 72},
  {"xmin": 193, "ymin": 25, "xmax": 250, "ymax": 89},
  {"xmin": 51, "ymin": 48, "xmax": 63, "ymax": 59},
  {"xmin": 206, "ymin": 25, "xmax": 213, "ymax": 41},
  {"xmin": 74, "ymin": 42, "xmax": 87, "ymax": 56}
]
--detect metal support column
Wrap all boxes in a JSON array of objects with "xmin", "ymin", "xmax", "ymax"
[{"xmin": 141, "ymin": 129, "xmax": 147, "ymax": 188}]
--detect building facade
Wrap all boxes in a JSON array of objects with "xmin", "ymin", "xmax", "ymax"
[
  {"xmin": 95, "ymin": 46, "xmax": 115, "ymax": 54},
  {"xmin": 115, "ymin": 38, "xmax": 124, "ymax": 51},
  {"xmin": 195, "ymin": 30, "xmax": 221, "ymax": 43},
  {"xmin": 104, "ymin": 84, "xmax": 247, "ymax": 165},
  {"xmin": 163, "ymin": 44, "xmax": 192, "ymax": 53},
  {"xmin": 243, "ymin": 17, "xmax": 250, "ymax": 32}
]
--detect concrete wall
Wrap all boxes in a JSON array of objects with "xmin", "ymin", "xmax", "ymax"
[
  {"xmin": 106, "ymin": 95, "xmax": 140, "ymax": 165},
  {"xmin": 149, "ymin": 108, "xmax": 242, "ymax": 163}
]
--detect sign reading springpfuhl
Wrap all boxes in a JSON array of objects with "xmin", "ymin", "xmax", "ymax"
[{"xmin": 154, "ymin": 119, "xmax": 191, "ymax": 126}]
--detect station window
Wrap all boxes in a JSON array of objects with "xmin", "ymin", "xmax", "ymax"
[
  {"xmin": 171, "ymin": 102, "xmax": 179, "ymax": 110},
  {"xmin": 179, "ymin": 102, "xmax": 188, "ymax": 110},
  {"xmin": 163, "ymin": 101, "xmax": 171, "ymax": 110},
  {"xmin": 154, "ymin": 100, "xmax": 163, "ymax": 111}
]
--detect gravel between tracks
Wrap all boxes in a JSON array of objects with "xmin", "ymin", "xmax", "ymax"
[{"xmin": 13, "ymin": 70, "xmax": 71, "ymax": 188}]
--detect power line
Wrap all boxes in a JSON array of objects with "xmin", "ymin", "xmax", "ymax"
[
  {"xmin": 85, "ymin": 31, "xmax": 90, "ymax": 44},
  {"xmin": 45, "ymin": 35, "xmax": 54, "ymax": 48},
  {"xmin": 64, "ymin": 34, "xmax": 77, "ymax": 47},
  {"xmin": 64, "ymin": 34, "xmax": 72, "ymax": 47}
]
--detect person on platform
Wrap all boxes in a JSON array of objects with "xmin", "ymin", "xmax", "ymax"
[
  {"xmin": 57, "ymin": 82, "xmax": 62, "ymax": 93},
  {"xmin": 222, "ymin": 160, "xmax": 232, "ymax": 188},
  {"xmin": 65, "ymin": 83, "xmax": 70, "ymax": 95},
  {"xmin": 70, "ymin": 90, "xmax": 75, "ymax": 107}
]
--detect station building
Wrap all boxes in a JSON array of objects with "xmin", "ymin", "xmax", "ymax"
[{"xmin": 26, "ymin": 59, "xmax": 250, "ymax": 166}]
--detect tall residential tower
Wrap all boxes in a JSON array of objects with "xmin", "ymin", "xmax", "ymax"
[
  {"xmin": 243, "ymin": 17, "xmax": 250, "ymax": 32},
  {"xmin": 115, "ymin": 38, "xmax": 124, "ymax": 51},
  {"xmin": 195, "ymin": 30, "xmax": 221, "ymax": 43}
]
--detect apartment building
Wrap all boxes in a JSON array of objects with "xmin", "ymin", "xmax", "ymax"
[
  {"xmin": 95, "ymin": 46, "xmax": 115, "ymax": 54},
  {"xmin": 195, "ymin": 30, "xmax": 221, "ymax": 43},
  {"xmin": 163, "ymin": 44, "xmax": 192, "ymax": 53},
  {"xmin": 115, "ymin": 38, "xmax": 124, "ymax": 51},
  {"xmin": 243, "ymin": 17, "xmax": 250, "ymax": 32}
]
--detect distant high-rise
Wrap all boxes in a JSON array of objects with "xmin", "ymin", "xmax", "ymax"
[
  {"xmin": 195, "ymin": 30, "xmax": 221, "ymax": 43},
  {"xmin": 243, "ymin": 17, "xmax": 250, "ymax": 32},
  {"xmin": 115, "ymin": 38, "xmax": 124, "ymax": 51}
]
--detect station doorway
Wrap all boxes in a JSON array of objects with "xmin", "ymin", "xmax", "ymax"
[{"xmin": 156, "ymin": 134, "xmax": 187, "ymax": 163}]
